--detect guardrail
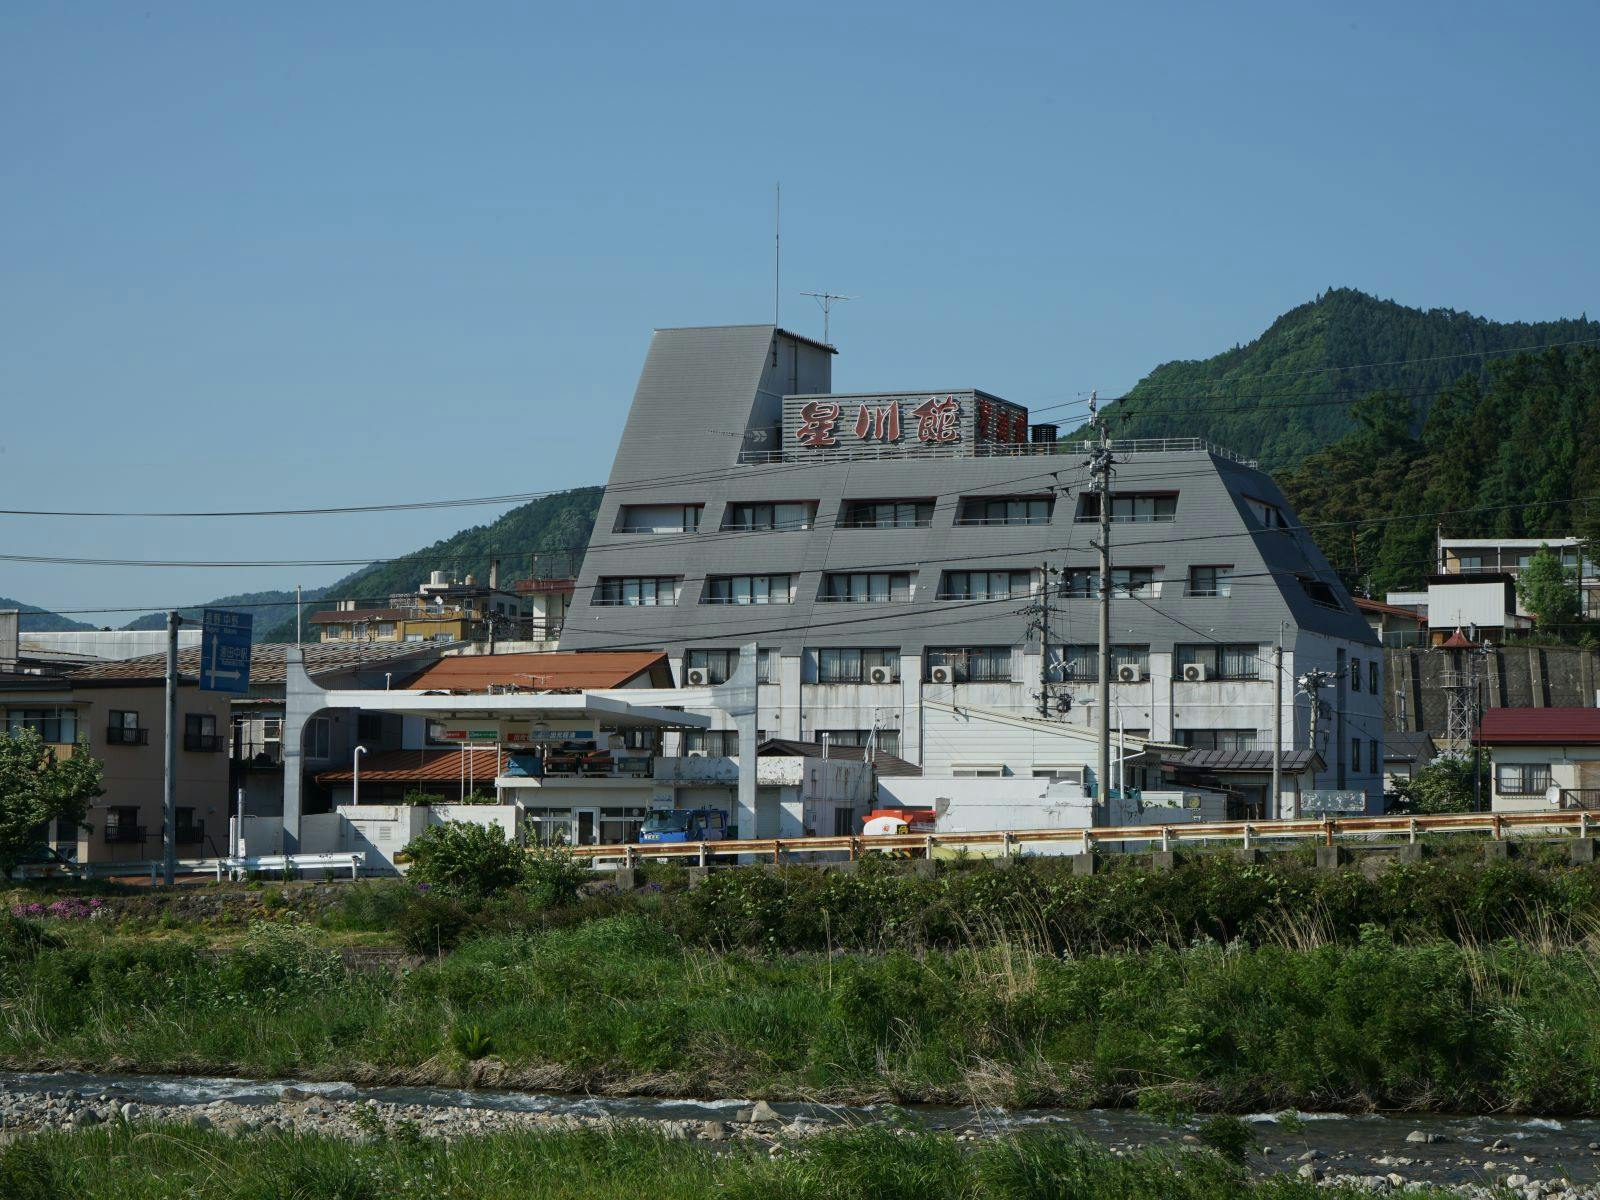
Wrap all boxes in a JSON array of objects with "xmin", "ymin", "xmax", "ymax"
[
  {"xmin": 13, "ymin": 852, "xmax": 365, "ymax": 883},
  {"xmin": 563, "ymin": 810, "xmax": 1600, "ymax": 867}
]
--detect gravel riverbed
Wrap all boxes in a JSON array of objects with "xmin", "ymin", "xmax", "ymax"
[{"xmin": 3, "ymin": 1073, "xmax": 1600, "ymax": 1198}]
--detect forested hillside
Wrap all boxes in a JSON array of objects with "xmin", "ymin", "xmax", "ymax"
[
  {"xmin": 1082, "ymin": 289, "xmax": 1600, "ymax": 469},
  {"xmin": 256, "ymin": 486, "xmax": 603, "ymax": 641},
  {"xmin": 0, "ymin": 598, "xmax": 95, "ymax": 633},
  {"xmin": 1279, "ymin": 346, "xmax": 1600, "ymax": 597}
]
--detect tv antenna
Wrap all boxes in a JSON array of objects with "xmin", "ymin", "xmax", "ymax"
[{"xmin": 800, "ymin": 291, "xmax": 856, "ymax": 345}]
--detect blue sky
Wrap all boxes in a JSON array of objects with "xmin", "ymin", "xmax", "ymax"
[{"xmin": 3, "ymin": 1, "xmax": 1597, "ymax": 621}]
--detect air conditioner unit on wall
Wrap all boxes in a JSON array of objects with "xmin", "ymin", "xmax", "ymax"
[
  {"xmin": 1116, "ymin": 664, "xmax": 1141, "ymax": 683},
  {"xmin": 1182, "ymin": 663, "xmax": 1208, "ymax": 682},
  {"xmin": 929, "ymin": 665, "xmax": 955, "ymax": 684},
  {"xmin": 868, "ymin": 666, "xmax": 894, "ymax": 684},
  {"xmin": 685, "ymin": 668, "xmax": 711, "ymax": 686}
]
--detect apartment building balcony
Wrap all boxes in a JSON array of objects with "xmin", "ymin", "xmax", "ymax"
[
  {"xmin": 183, "ymin": 733, "xmax": 224, "ymax": 752},
  {"xmin": 105, "ymin": 726, "xmax": 150, "ymax": 746}
]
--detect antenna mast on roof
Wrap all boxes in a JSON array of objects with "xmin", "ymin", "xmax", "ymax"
[
  {"xmin": 800, "ymin": 291, "xmax": 856, "ymax": 345},
  {"xmin": 774, "ymin": 182, "xmax": 781, "ymax": 326}
]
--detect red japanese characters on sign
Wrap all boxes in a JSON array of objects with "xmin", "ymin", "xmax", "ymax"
[
  {"xmin": 853, "ymin": 401, "xmax": 901, "ymax": 442},
  {"xmin": 912, "ymin": 396, "xmax": 961, "ymax": 443},
  {"xmin": 796, "ymin": 400, "xmax": 842, "ymax": 448}
]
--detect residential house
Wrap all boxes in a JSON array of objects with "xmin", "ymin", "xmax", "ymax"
[{"xmin": 1476, "ymin": 708, "xmax": 1600, "ymax": 812}]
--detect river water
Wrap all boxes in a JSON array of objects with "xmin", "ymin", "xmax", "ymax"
[{"xmin": 2, "ymin": 1070, "xmax": 1596, "ymax": 1186}]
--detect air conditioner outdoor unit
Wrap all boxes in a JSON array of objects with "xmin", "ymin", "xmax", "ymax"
[
  {"xmin": 685, "ymin": 668, "xmax": 711, "ymax": 686},
  {"xmin": 1182, "ymin": 663, "xmax": 1208, "ymax": 682},
  {"xmin": 868, "ymin": 666, "xmax": 894, "ymax": 684},
  {"xmin": 1116, "ymin": 664, "xmax": 1141, "ymax": 683},
  {"xmin": 929, "ymin": 665, "xmax": 955, "ymax": 684}
]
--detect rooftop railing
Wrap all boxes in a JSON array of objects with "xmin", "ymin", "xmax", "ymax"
[{"xmin": 737, "ymin": 437, "xmax": 1257, "ymax": 468}]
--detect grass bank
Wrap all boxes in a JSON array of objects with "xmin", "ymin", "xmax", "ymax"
[
  {"xmin": 3, "ymin": 916, "xmax": 1599, "ymax": 1112},
  {"xmin": 0, "ymin": 1122, "xmax": 1454, "ymax": 1200}
]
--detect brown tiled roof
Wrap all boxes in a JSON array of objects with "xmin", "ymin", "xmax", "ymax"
[
  {"xmin": 65, "ymin": 642, "xmax": 438, "ymax": 685},
  {"xmin": 1354, "ymin": 596, "xmax": 1422, "ymax": 619},
  {"xmin": 316, "ymin": 747, "xmax": 504, "ymax": 785},
  {"xmin": 307, "ymin": 608, "xmax": 413, "ymax": 624},
  {"xmin": 402, "ymin": 651, "xmax": 669, "ymax": 692}
]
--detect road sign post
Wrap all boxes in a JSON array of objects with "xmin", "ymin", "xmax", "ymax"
[{"xmin": 200, "ymin": 610, "xmax": 253, "ymax": 695}]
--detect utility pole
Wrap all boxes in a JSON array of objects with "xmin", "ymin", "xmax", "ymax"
[
  {"xmin": 162, "ymin": 610, "xmax": 180, "ymax": 886},
  {"xmin": 295, "ymin": 584, "xmax": 303, "ymax": 645},
  {"xmin": 1271, "ymin": 632, "xmax": 1284, "ymax": 820},
  {"xmin": 1297, "ymin": 668, "xmax": 1336, "ymax": 808},
  {"xmin": 1086, "ymin": 391, "xmax": 1114, "ymax": 811},
  {"xmin": 1032, "ymin": 558, "xmax": 1058, "ymax": 719}
]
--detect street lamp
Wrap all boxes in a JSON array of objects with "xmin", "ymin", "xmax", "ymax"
[{"xmin": 352, "ymin": 745, "xmax": 368, "ymax": 807}]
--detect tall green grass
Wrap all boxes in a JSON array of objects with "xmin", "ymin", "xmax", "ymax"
[
  {"xmin": 0, "ymin": 1123, "xmax": 1455, "ymax": 1200},
  {"xmin": 4, "ymin": 915, "xmax": 1600, "ymax": 1111}
]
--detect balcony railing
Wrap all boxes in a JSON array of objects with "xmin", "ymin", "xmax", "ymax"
[
  {"xmin": 175, "ymin": 820, "xmax": 206, "ymax": 845},
  {"xmin": 955, "ymin": 516, "xmax": 1052, "ymax": 526},
  {"xmin": 738, "ymin": 436, "xmax": 1257, "ymax": 468},
  {"xmin": 104, "ymin": 824, "xmax": 147, "ymax": 846},
  {"xmin": 1560, "ymin": 789, "xmax": 1600, "ymax": 811},
  {"xmin": 233, "ymin": 740, "xmax": 284, "ymax": 767},
  {"xmin": 183, "ymin": 733, "xmax": 223, "ymax": 752},
  {"xmin": 105, "ymin": 727, "xmax": 149, "ymax": 746}
]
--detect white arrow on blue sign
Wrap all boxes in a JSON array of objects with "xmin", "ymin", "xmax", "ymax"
[{"xmin": 200, "ymin": 609, "xmax": 253, "ymax": 694}]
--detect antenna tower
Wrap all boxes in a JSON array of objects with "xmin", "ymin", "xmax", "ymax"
[{"xmin": 800, "ymin": 291, "xmax": 856, "ymax": 345}]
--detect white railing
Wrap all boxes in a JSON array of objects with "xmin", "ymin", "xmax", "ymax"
[{"xmin": 737, "ymin": 437, "xmax": 1257, "ymax": 469}]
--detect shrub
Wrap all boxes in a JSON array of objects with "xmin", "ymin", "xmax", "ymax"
[
  {"xmin": 1196, "ymin": 1114, "xmax": 1255, "ymax": 1164},
  {"xmin": 405, "ymin": 821, "xmax": 524, "ymax": 900},
  {"xmin": 394, "ymin": 890, "xmax": 472, "ymax": 956},
  {"xmin": 521, "ymin": 849, "xmax": 587, "ymax": 909}
]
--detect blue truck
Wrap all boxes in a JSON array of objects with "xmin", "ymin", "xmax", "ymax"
[{"xmin": 639, "ymin": 808, "xmax": 729, "ymax": 844}]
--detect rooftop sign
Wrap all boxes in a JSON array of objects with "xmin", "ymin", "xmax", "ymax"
[{"xmin": 781, "ymin": 390, "xmax": 1027, "ymax": 454}]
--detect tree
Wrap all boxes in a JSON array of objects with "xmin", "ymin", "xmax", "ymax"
[
  {"xmin": 1395, "ymin": 755, "xmax": 1484, "ymax": 814},
  {"xmin": 403, "ymin": 820, "xmax": 524, "ymax": 901},
  {"xmin": 1517, "ymin": 545, "xmax": 1583, "ymax": 635},
  {"xmin": 0, "ymin": 729, "xmax": 104, "ymax": 875}
]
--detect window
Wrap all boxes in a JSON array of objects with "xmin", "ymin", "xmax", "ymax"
[
  {"xmin": 833, "ymin": 808, "xmax": 856, "ymax": 836},
  {"xmin": 702, "ymin": 574, "xmax": 793, "ymax": 604},
  {"xmin": 358, "ymin": 712, "xmax": 385, "ymax": 742},
  {"xmin": 1061, "ymin": 568, "xmax": 1157, "ymax": 598},
  {"xmin": 956, "ymin": 496, "xmax": 1052, "ymax": 526},
  {"xmin": 6, "ymin": 708, "xmax": 78, "ymax": 744},
  {"xmin": 952, "ymin": 765, "xmax": 1005, "ymax": 778},
  {"xmin": 757, "ymin": 649, "xmax": 775, "ymax": 684},
  {"xmin": 174, "ymin": 807, "xmax": 204, "ymax": 844},
  {"xmin": 1496, "ymin": 764, "xmax": 1551, "ymax": 795},
  {"xmin": 939, "ymin": 570, "xmax": 1035, "ymax": 600},
  {"xmin": 595, "ymin": 576, "xmax": 681, "ymax": 606},
  {"xmin": 816, "ymin": 648, "xmax": 900, "ymax": 684},
  {"xmin": 1179, "ymin": 729, "xmax": 1258, "ymax": 751},
  {"xmin": 1368, "ymin": 739, "xmax": 1379, "ymax": 774},
  {"xmin": 183, "ymin": 713, "xmax": 221, "ymax": 752},
  {"xmin": 1174, "ymin": 644, "xmax": 1260, "ymax": 680},
  {"xmin": 104, "ymin": 806, "xmax": 143, "ymax": 845},
  {"xmin": 1457, "ymin": 553, "xmax": 1484, "ymax": 571},
  {"xmin": 1351, "ymin": 737, "xmax": 1361, "ymax": 774},
  {"xmin": 684, "ymin": 729, "xmax": 765, "ymax": 756},
  {"xmin": 106, "ymin": 710, "xmax": 146, "ymax": 746},
  {"xmin": 1187, "ymin": 566, "xmax": 1233, "ymax": 598},
  {"xmin": 1298, "ymin": 576, "xmax": 1344, "ymax": 610},
  {"xmin": 305, "ymin": 717, "xmax": 331, "ymax": 760},
  {"xmin": 373, "ymin": 622, "xmax": 398, "ymax": 640},
  {"xmin": 1053, "ymin": 645, "xmax": 1149, "ymax": 682},
  {"xmin": 819, "ymin": 729, "xmax": 901, "ymax": 756},
  {"xmin": 819, "ymin": 572, "xmax": 913, "ymax": 602},
  {"xmin": 840, "ymin": 499, "xmax": 934, "ymax": 529},
  {"xmin": 1244, "ymin": 496, "xmax": 1289, "ymax": 530},
  {"xmin": 617, "ymin": 504, "xmax": 703, "ymax": 533},
  {"xmin": 1369, "ymin": 660, "xmax": 1379, "ymax": 695},
  {"xmin": 1350, "ymin": 659, "xmax": 1362, "ymax": 692},
  {"xmin": 685, "ymin": 648, "xmax": 737, "ymax": 685},
  {"xmin": 928, "ymin": 647, "xmax": 1012, "ymax": 682},
  {"xmin": 1079, "ymin": 493, "xmax": 1178, "ymax": 523},
  {"xmin": 721, "ymin": 502, "xmax": 812, "ymax": 532}
]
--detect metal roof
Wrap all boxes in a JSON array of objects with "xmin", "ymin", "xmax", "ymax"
[
  {"xmin": 1383, "ymin": 730, "xmax": 1438, "ymax": 763},
  {"xmin": 757, "ymin": 737, "xmax": 922, "ymax": 777},
  {"xmin": 316, "ymin": 748, "xmax": 503, "ymax": 786},
  {"xmin": 1476, "ymin": 707, "xmax": 1600, "ymax": 745},
  {"xmin": 401, "ymin": 651, "xmax": 670, "ymax": 692},
  {"xmin": 1165, "ymin": 748, "xmax": 1323, "ymax": 773}
]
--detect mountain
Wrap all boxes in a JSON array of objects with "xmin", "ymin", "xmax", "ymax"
[
  {"xmin": 255, "ymin": 486, "xmax": 603, "ymax": 641},
  {"xmin": 0, "ymin": 598, "xmax": 97, "ymax": 633},
  {"xmin": 121, "ymin": 588, "xmax": 309, "ymax": 637},
  {"xmin": 1077, "ymin": 289, "xmax": 1600, "ymax": 470},
  {"xmin": 1279, "ymin": 345, "xmax": 1600, "ymax": 600}
]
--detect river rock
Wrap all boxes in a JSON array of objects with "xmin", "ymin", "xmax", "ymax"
[
  {"xmin": 698, "ymin": 1121, "xmax": 730, "ymax": 1141},
  {"xmin": 187, "ymin": 1113, "xmax": 213, "ymax": 1131},
  {"xmin": 119, "ymin": 1102, "xmax": 140, "ymax": 1122},
  {"xmin": 743, "ymin": 1100, "xmax": 782, "ymax": 1125},
  {"xmin": 1405, "ymin": 1130, "xmax": 1447, "ymax": 1144},
  {"xmin": 1296, "ymin": 1163, "xmax": 1322, "ymax": 1181}
]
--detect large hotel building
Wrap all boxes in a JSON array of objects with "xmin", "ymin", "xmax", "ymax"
[{"xmin": 561, "ymin": 325, "xmax": 1384, "ymax": 814}]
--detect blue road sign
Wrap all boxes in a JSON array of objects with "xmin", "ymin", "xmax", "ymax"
[{"xmin": 200, "ymin": 609, "xmax": 252, "ymax": 694}]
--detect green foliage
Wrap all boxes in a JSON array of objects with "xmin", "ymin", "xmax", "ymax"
[
  {"xmin": 0, "ymin": 1123, "xmax": 1437, "ymax": 1200},
  {"xmin": 449, "ymin": 1021, "xmax": 495, "ymax": 1061},
  {"xmin": 0, "ymin": 729, "xmax": 104, "ymax": 875},
  {"xmin": 404, "ymin": 821, "xmax": 524, "ymax": 901},
  {"xmin": 520, "ymin": 849, "xmax": 587, "ymax": 909},
  {"xmin": 1197, "ymin": 1114, "xmax": 1256, "ymax": 1164},
  {"xmin": 1394, "ymin": 755, "xmax": 1486, "ymax": 814},
  {"xmin": 394, "ymin": 890, "xmax": 473, "ymax": 955},
  {"xmin": 401, "ymin": 788, "xmax": 447, "ymax": 807},
  {"xmin": 1518, "ymin": 545, "xmax": 1585, "ymax": 632}
]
